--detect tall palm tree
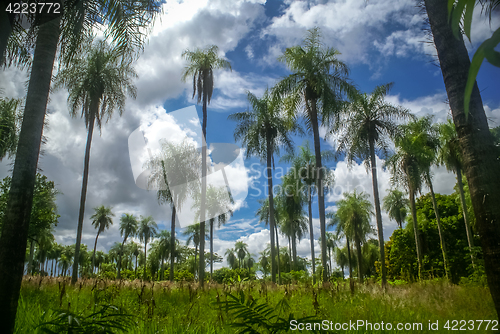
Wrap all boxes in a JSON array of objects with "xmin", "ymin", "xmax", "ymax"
[
  {"xmin": 182, "ymin": 44, "xmax": 231, "ymax": 286},
  {"xmin": 183, "ymin": 223, "xmax": 206, "ymax": 277},
  {"xmin": 438, "ymin": 119, "xmax": 475, "ymax": 266},
  {"xmin": 424, "ymin": 0, "xmax": 500, "ymax": 316},
  {"xmin": 138, "ymin": 215, "xmax": 158, "ymax": 280},
  {"xmin": 229, "ymin": 89, "xmax": 298, "ymax": 283},
  {"xmin": 145, "ymin": 139, "xmax": 201, "ymax": 282},
  {"xmin": 383, "ymin": 189, "xmax": 409, "ymax": 230},
  {"xmin": 90, "ymin": 206, "xmax": 114, "ymax": 274},
  {"xmin": 385, "ymin": 117, "xmax": 437, "ymax": 280},
  {"xmin": 53, "ymin": 40, "xmax": 137, "ymax": 284},
  {"xmin": 331, "ymin": 190, "xmax": 373, "ymax": 283},
  {"xmin": 117, "ymin": 213, "xmax": 138, "ymax": 279},
  {"xmin": 0, "ymin": 4, "xmax": 161, "ymax": 327},
  {"xmin": 234, "ymin": 241, "xmax": 249, "ymax": 268},
  {"xmin": 334, "ymin": 83, "xmax": 412, "ymax": 287},
  {"xmin": 274, "ymin": 28, "xmax": 355, "ymax": 282}
]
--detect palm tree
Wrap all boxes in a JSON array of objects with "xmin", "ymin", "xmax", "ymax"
[
  {"xmin": 128, "ymin": 242, "xmax": 141, "ymax": 277},
  {"xmin": 229, "ymin": 89, "xmax": 298, "ymax": 283},
  {"xmin": 274, "ymin": 28, "xmax": 355, "ymax": 282},
  {"xmin": 424, "ymin": 0, "xmax": 500, "ymax": 316},
  {"xmin": 234, "ymin": 241, "xmax": 249, "ymax": 268},
  {"xmin": 182, "ymin": 44, "xmax": 231, "ymax": 286},
  {"xmin": 334, "ymin": 83, "xmax": 412, "ymax": 287},
  {"xmin": 156, "ymin": 230, "xmax": 171, "ymax": 280},
  {"xmin": 117, "ymin": 213, "xmax": 138, "ymax": 279},
  {"xmin": 0, "ymin": 97, "xmax": 19, "ymax": 161},
  {"xmin": 138, "ymin": 215, "xmax": 158, "ymax": 280},
  {"xmin": 280, "ymin": 141, "xmax": 334, "ymax": 283},
  {"xmin": 225, "ymin": 248, "xmax": 237, "ymax": 269},
  {"xmin": 438, "ymin": 119, "xmax": 475, "ymax": 266},
  {"xmin": 145, "ymin": 139, "xmax": 201, "ymax": 282},
  {"xmin": 325, "ymin": 232, "xmax": 337, "ymax": 276},
  {"xmin": 331, "ymin": 190, "xmax": 373, "ymax": 283},
  {"xmin": 0, "ymin": 3, "xmax": 161, "ymax": 326},
  {"xmin": 53, "ymin": 40, "xmax": 137, "ymax": 284},
  {"xmin": 385, "ymin": 117, "xmax": 437, "ymax": 280},
  {"xmin": 90, "ymin": 206, "xmax": 114, "ymax": 274},
  {"xmin": 183, "ymin": 223, "xmax": 207, "ymax": 277},
  {"xmin": 335, "ymin": 246, "xmax": 349, "ymax": 279},
  {"xmin": 383, "ymin": 189, "xmax": 409, "ymax": 229}
]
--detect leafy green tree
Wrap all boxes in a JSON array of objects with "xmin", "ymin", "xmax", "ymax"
[
  {"xmin": 229, "ymin": 89, "xmax": 298, "ymax": 283},
  {"xmin": 117, "ymin": 213, "xmax": 138, "ymax": 279},
  {"xmin": 331, "ymin": 190, "xmax": 374, "ymax": 283},
  {"xmin": 274, "ymin": 28, "xmax": 355, "ymax": 281},
  {"xmin": 53, "ymin": 40, "xmax": 137, "ymax": 284},
  {"xmin": 90, "ymin": 206, "xmax": 114, "ymax": 274},
  {"xmin": 383, "ymin": 189, "xmax": 409, "ymax": 230},
  {"xmin": 225, "ymin": 248, "xmax": 237, "ymax": 269},
  {"xmin": 335, "ymin": 83, "xmax": 412, "ymax": 287},
  {"xmin": 0, "ymin": 98, "xmax": 20, "ymax": 160},
  {"xmin": 182, "ymin": 45, "xmax": 231, "ymax": 286},
  {"xmin": 424, "ymin": 0, "xmax": 500, "ymax": 316},
  {"xmin": 138, "ymin": 215, "xmax": 158, "ymax": 280}
]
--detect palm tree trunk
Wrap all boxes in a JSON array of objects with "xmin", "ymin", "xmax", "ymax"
[
  {"xmin": 309, "ymin": 99, "xmax": 327, "ymax": 282},
  {"xmin": 308, "ymin": 190, "xmax": 316, "ymax": 284},
  {"xmin": 409, "ymin": 186, "xmax": 423, "ymax": 280},
  {"xmin": 346, "ymin": 237, "xmax": 353, "ymax": 279},
  {"xmin": 426, "ymin": 174, "xmax": 449, "ymax": 278},
  {"xmin": 72, "ymin": 112, "xmax": 97, "ymax": 284},
  {"xmin": 292, "ymin": 231, "xmax": 298, "ymax": 271},
  {"xmin": 135, "ymin": 256, "xmax": 138, "ymax": 277},
  {"xmin": 456, "ymin": 166, "xmax": 475, "ymax": 267},
  {"xmin": 28, "ymin": 239, "xmax": 35, "ymax": 275},
  {"xmin": 194, "ymin": 245, "xmax": 198, "ymax": 277},
  {"xmin": 199, "ymin": 71, "xmax": 208, "ymax": 287},
  {"xmin": 170, "ymin": 205, "xmax": 176, "ymax": 282},
  {"xmin": 266, "ymin": 134, "xmax": 277, "ymax": 283},
  {"xmin": 424, "ymin": 0, "xmax": 500, "ymax": 317},
  {"xmin": 288, "ymin": 235, "xmax": 292, "ymax": 272},
  {"xmin": 275, "ymin": 221, "xmax": 281, "ymax": 285},
  {"xmin": 210, "ymin": 219, "xmax": 214, "ymax": 281},
  {"xmin": 328, "ymin": 247, "xmax": 332, "ymax": 277},
  {"xmin": 144, "ymin": 241, "xmax": 148, "ymax": 280},
  {"xmin": 116, "ymin": 237, "xmax": 127, "ymax": 280},
  {"xmin": 369, "ymin": 138, "xmax": 386, "ymax": 288},
  {"xmin": 0, "ymin": 11, "xmax": 61, "ymax": 332},
  {"xmin": 92, "ymin": 229, "xmax": 101, "ymax": 273},
  {"xmin": 355, "ymin": 236, "xmax": 363, "ymax": 283}
]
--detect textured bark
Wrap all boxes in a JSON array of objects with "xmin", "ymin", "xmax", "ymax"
[
  {"xmin": 309, "ymin": 99, "xmax": 327, "ymax": 282},
  {"xmin": 71, "ymin": 113, "xmax": 96, "ymax": 284},
  {"xmin": 427, "ymin": 176, "xmax": 449, "ymax": 278},
  {"xmin": 456, "ymin": 167, "xmax": 475, "ymax": 267},
  {"xmin": 308, "ymin": 190, "xmax": 316, "ymax": 284},
  {"xmin": 369, "ymin": 138, "xmax": 386, "ymax": 288},
  {"xmin": 0, "ymin": 11, "xmax": 60, "ymax": 333},
  {"xmin": 424, "ymin": 0, "xmax": 500, "ymax": 317},
  {"xmin": 266, "ymin": 134, "xmax": 277, "ymax": 283},
  {"xmin": 169, "ymin": 206, "xmax": 176, "ymax": 282}
]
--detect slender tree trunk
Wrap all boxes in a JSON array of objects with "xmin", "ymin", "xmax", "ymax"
[
  {"xmin": 91, "ymin": 229, "xmax": 101, "ymax": 274},
  {"xmin": 409, "ymin": 186, "xmax": 423, "ymax": 280},
  {"xmin": 199, "ymin": 71, "xmax": 208, "ymax": 286},
  {"xmin": 424, "ymin": 0, "xmax": 500, "ymax": 317},
  {"xmin": 72, "ymin": 112, "xmax": 97, "ymax": 284},
  {"xmin": 194, "ymin": 245, "xmax": 198, "ymax": 277},
  {"xmin": 288, "ymin": 235, "xmax": 292, "ymax": 272},
  {"xmin": 28, "ymin": 239, "xmax": 35, "ymax": 275},
  {"xmin": 275, "ymin": 220, "xmax": 281, "ymax": 285},
  {"xmin": 292, "ymin": 231, "xmax": 297, "ymax": 271},
  {"xmin": 144, "ymin": 241, "xmax": 147, "ymax": 280},
  {"xmin": 170, "ymin": 205, "xmax": 176, "ymax": 282},
  {"xmin": 309, "ymin": 99, "xmax": 327, "ymax": 282},
  {"xmin": 355, "ymin": 237, "xmax": 363, "ymax": 283},
  {"xmin": 346, "ymin": 237, "xmax": 353, "ymax": 279},
  {"xmin": 308, "ymin": 190, "xmax": 316, "ymax": 284},
  {"xmin": 116, "ymin": 236, "xmax": 127, "ymax": 280},
  {"xmin": 369, "ymin": 138, "xmax": 386, "ymax": 288},
  {"xmin": 210, "ymin": 219, "xmax": 214, "ymax": 281},
  {"xmin": 135, "ymin": 256, "xmax": 138, "ymax": 277},
  {"xmin": 426, "ymin": 175, "xmax": 449, "ymax": 279},
  {"xmin": 0, "ymin": 10, "xmax": 60, "ymax": 332},
  {"xmin": 328, "ymin": 247, "xmax": 332, "ymax": 277},
  {"xmin": 266, "ymin": 135, "xmax": 277, "ymax": 283},
  {"xmin": 456, "ymin": 167, "xmax": 475, "ymax": 267}
]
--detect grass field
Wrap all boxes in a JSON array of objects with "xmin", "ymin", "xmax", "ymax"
[{"xmin": 14, "ymin": 277, "xmax": 498, "ymax": 333}]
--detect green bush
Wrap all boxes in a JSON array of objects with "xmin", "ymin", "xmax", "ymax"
[{"xmin": 212, "ymin": 268, "xmax": 255, "ymax": 284}]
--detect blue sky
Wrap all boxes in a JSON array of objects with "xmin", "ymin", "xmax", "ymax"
[{"xmin": 0, "ymin": 0, "xmax": 498, "ymax": 270}]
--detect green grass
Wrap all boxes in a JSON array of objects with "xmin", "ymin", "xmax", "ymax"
[{"xmin": 14, "ymin": 276, "xmax": 498, "ymax": 333}]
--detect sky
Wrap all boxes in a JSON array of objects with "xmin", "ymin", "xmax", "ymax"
[{"xmin": 0, "ymin": 0, "xmax": 499, "ymax": 272}]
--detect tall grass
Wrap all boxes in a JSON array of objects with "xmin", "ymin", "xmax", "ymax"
[{"xmin": 14, "ymin": 276, "xmax": 498, "ymax": 333}]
